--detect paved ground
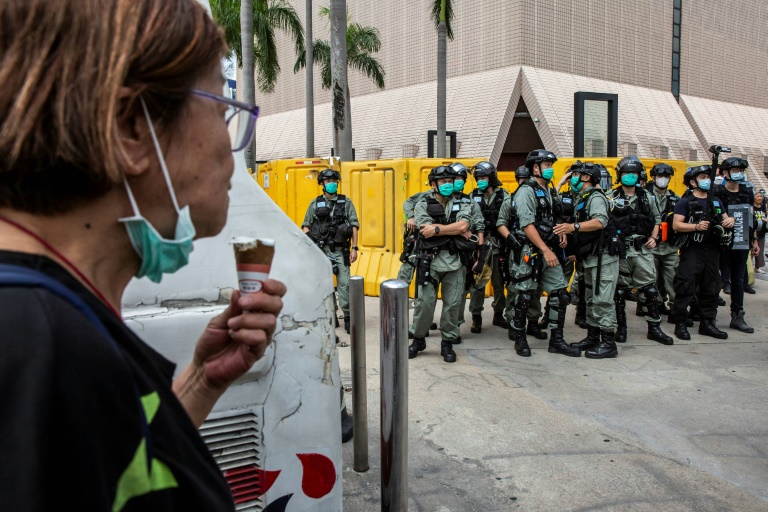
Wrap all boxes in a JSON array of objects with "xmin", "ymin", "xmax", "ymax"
[{"xmin": 337, "ymin": 276, "xmax": 768, "ymax": 511}]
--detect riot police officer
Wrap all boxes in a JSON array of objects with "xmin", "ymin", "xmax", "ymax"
[
  {"xmin": 671, "ymin": 166, "xmax": 730, "ymax": 340},
  {"xmin": 713, "ymin": 157, "xmax": 760, "ymax": 333},
  {"xmin": 302, "ymin": 169, "xmax": 359, "ymax": 334},
  {"xmin": 451, "ymin": 163, "xmax": 485, "ymax": 336},
  {"xmin": 610, "ymin": 157, "xmax": 673, "ymax": 345},
  {"xmin": 502, "ymin": 150, "xmax": 580, "ymax": 358},
  {"xmin": 554, "ymin": 163, "xmax": 620, "ymax": 358},
  {"xmin": 647, "ymin": 163, "xmax": 680, "ymax": 316},
  {"xmin": 467, "ymin": 161, "xmax": 510, "ymax": 333},
  {"xmin": 408, "ymin": 166, "xmax": 473, "ymax": 363}
]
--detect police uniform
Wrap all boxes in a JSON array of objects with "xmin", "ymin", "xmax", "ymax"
[
  {"xmin": 570, "ymin": 185, "xmax": 620, "ymax": 358},
  {"xmin": 670, "ymin": 189, "xmax": 728, "ymax": 340},
  {"xmin": 508, "ymin": 179, "xmax": 577, "ymax": 357},
  {"xmin": 467, "ymin": 186, "xmax": 509, "ymax": 325},
  {"xmin": 553, "ymin": 187, "xmax": 585, "ymax": 328},
  {"xmin": 611, "ymin": 185, "xmax": 673, "ymax": 344},
  {"xmin": 457, "ymin": 190, "xmax": 486, "ymax": 328},
  {"xmin": 649, "ymin": 184, "xmax": 680, "ymax": 312},
  {"xmin": 409, "ymin": 190, "xmax": 472, "ymax": 362},
  {"xmin": 302, "ymin": 193, "xmax": 359, "ymax": 323}
]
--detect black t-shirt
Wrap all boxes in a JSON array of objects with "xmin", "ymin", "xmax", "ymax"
[
  {"xmin": 0, "ymin": 251, "xmax": 234, "ymax": 511},
  {"xmin": 674, "ymin": 196, "xmax": 720, "ymax": 247}
]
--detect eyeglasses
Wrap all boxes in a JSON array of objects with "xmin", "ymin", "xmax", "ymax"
[{"xmin": 190, "ymin": 89, "xmax": 260, "ymax": 152}]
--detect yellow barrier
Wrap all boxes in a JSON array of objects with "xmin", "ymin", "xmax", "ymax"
[{"xmin": 255, "ymin": 156, "xmax": 695, "ymax": 296}]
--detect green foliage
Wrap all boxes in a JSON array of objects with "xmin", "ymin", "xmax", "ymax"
[
  {"xmin": 430, "ymin": 0, "xmax": 454, "ymax": 40},
  {"xmin": 210, "ymin": 0, "xmax": 304, "ymax": 93},
  {"xmin": 294, "ymin": 9, "xmax": 385, "ymax": 90}
]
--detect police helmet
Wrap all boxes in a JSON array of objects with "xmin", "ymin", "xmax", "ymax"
[
  {"xmin": 615, "ymin": 156, "xmax": 645, "ymax": 175},
  {"xmin": 574, "ymin": 162, "xmax": 600, "ymax": 184},
  {"xmin": 597, "ymin": 164, "xmax": 612, "ymax": 190},
  {"xmin": 719, "ymin": 157, "xmax": 749, "ymax": 171},
  {"xmin": 514, "ymin": 165, "xmax": 531, "ymax": 182},
  {"xmin": 686, "ymin": 165, "xmax": 712, "ymax": 185},
  {"xmin": 317, "ymin": 168, "xmax": 341, "ymax": 184},
  {"xmin": 428, "ymin": 165, "xmax": 454, "ymax": 184},
  {"xmin": 525, "ymin": 149, "xmax": 558, "ymax": 169},
  {"xmin": 449, "ymin": 162, "xmax": 469, "ymax": 179},
  {"xmin": 650, "ymin": 163, "xmax": 675, "ymax": 177},
  {"xmin": 471, "ymin": 161, "xmax": 497, "ymax": 177}
]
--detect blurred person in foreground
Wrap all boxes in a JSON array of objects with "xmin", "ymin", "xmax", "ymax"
[
  {"xmin": 753, "ymin": 189, "xmax": 766, "ymax": 274},
  {"xmin": 0, "ymin": 1, "xmax": 285, "ymax": 510}
]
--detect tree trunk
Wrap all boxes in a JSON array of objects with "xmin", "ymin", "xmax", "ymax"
[
  {"xmin": 305, "ymin": 0, "xmax": 315, "ymax": 158},
  {"xmin": 436, "ymin": 20, "xmax": 447, "ymax": 158},
  {"xmin": 241, "ymin": 0, "xmax": 256, "ymax": 170},
  {"xmin": 330, "ymin": 0, "xmax": 352, "ymax": 161}
]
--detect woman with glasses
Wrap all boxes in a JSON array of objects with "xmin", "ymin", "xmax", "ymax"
[{"xmin": 0, "ymin": 1, "xmax": 283, "ymax": 510}]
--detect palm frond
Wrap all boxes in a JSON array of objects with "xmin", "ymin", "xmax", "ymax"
[
  {"xmin": 347, "ymin": 22, "xmax": 381, "ymax": 54},
  {"xmin": 253, "ymin": 9, "xmax": 280, "ymax": 92},
  {"xmin": 430, "ymin": 0, "xmax": 454, "ymax": 40},
  {"xmin": 348, "ymin": 53, "xmax": 385, "ymax": 89},
  {"xmin": 209, "ymin": 0, "xmax": 246, "ymax": 65},
  {"xmin": 267, "ymin": 0, "xmax": 305, "ymax": 56}
]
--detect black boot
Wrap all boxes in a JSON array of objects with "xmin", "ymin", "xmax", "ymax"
[
  {"xmin": 344, "ymin": 317, "xmax": 350, "ymax": 334},
  {"xmin": 408, "ymin": 337, "xmax": 427, "ymax": 359},
  {"xmin": 430, "ymin": 322, "xmax": 438, "ymax": 330},
  {"xmin": 548, "ymin": 329, "xmax": 581, "ymax": 357},
  {"xmin": 647, "ymin": 321, "xmax": 673, "ymax": 345},
  {"xmin": 512, "ymin": 330, "xmax": 531, "ymax": 357},
  {"xmin": 616, "ymin": 322, "xmax": 628, "ymax": 343},
  {"xmin": 527, "ymin": 322, "xmax": 548, "ymax": 340},
  {"xmin": 744, "ymin": 284, "xmax": 756, "ymax": 295},
  {"xmin": 470, "ymin": 314, "xmax": 482, "ymax": 334},
  {"xmin": 453, "ymin": 336, "xmax": 462, "ymax": 345},
  {"xmin": 585, "ymin": 330, "xmax": 619, "ymax": 359},
  {"xmin": 574, "ymin": 299, "xmax": 587, "ymax": 329},
  {"xmin": 635, "ymin": 302, "xmax": 646, "ymax": 317},
  {"xmin": 699, "ymin": 318, "xmax": 728, "ymax": 339},
  {"xmin": 674, "ymin": 322, "xmax": 690, "ymax": 340},
  {"xmin": 668, "ymin": 316, "xmax": 694, "ymax": 328},
  {"xmin": 440, "ymin": 340, "xmax": 457, "ymax": 363},
  {"xmin": 408, "ymin": 330, "xmax": 415, "ymax": 339},
  {"xmin": 492, "ymin": 312, "xmax": 509, "ymax": 328},
  {"xmin": 717, "ymin": 295, "xmax": 726, "ymax": 306},
  {"xmin": 614, "ymin": 289, "xmax": 628, "ymax": 343},
  {"xmin": 570, "ymin": 326, "xmax": 600, "ymax": 351},
  {"xmin": 729, "ymin": 310, "xmax": 754, "ymax": 333}
]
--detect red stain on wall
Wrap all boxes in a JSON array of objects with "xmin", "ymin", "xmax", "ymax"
[
  {"xmin": 224, "ymin": 465, "xmax": 281, "ymax": 503},
  {"xmin": 296, "ymin": 453, "xmax": 336, "ymax": 499}
]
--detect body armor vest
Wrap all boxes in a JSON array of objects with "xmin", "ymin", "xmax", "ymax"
[
  {"xmin": 558, "ymin": 191, "xmax": 577, "ymax": 223},
  {"xmin": 575, "ymin": 188, "xmax": 615, "ymax": 256},
  {"xmin": 518, "ymin": 180, "xmax": 556, "ymax": 246},
  {"xmin": 309, "ymin": 194, "xmax": 350, "ymax": 247},
  {"xmin": 611, "ymin": 186, "xmax": 656, "ymax": 238},
  {"xmin": 471, "ymin": 188, "xmax": 505, "ymax": 237}
]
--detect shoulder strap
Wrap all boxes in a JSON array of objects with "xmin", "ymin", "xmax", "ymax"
[{"xmin": 0, "ymin": 264, "xmax": 110, "ymax": 337}]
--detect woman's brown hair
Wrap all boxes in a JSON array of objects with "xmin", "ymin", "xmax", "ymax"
[{"xmin": 0, "ymin": 0, "xmax": 227, "ymax": 214}]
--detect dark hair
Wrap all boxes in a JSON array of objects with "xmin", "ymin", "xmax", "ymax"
[{"xmin": 0, "ymin": 0, "xmax": 227, "ymax": 214}]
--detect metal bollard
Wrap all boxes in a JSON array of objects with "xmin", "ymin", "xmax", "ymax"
[
  {"xmin": 380, "ymin": 279, "xmax": 409, "ymax": 511},
  {"xmin": 349, "ymin": 276, "xmax": 368, "ymax": 472}
]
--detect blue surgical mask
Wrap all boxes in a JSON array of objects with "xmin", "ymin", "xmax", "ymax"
[
  {"xmin": 119, "ymin": 97, "xmax": 196, "ymax": 283},
  {"xmin": 570, "ymin": 174, "xmax": 583, "ymax": 192},
  {"xmin": 541, "ymin": 167, "xmax": 554, "ymax": 181},
  {"xmin": 477, "ymin": 179, "xmax": 490, "ymax": 191},
  {"xmin": 438, "ymin": 183, "xmax": 455, "ymax": 197},
  {"xmin": 698, "ymin": 178, "xmax": 712, "ymax": 191},
  {"xmin": 324, "ymin": 182, "xmax": 339, "ymax": 194},
  {"xmin": 620, "ymin": 173, "xmax": 639, "ymax": 187},
  {"xmin": 730, "ymin": 171, "xmax": 745, "ymax": 182},
  {"xmin": 453, "ymin": 179, "xmax": 465, "ymax": 193}
]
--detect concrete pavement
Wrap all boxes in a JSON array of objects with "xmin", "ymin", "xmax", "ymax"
[{"xmin": 336, "ymin": 278, "xmax": 768, "ymax": 511}]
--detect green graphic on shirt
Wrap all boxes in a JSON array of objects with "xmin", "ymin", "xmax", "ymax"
[{"xmin": 112, "ymin": 392, "xmax": 178, "ymax": 512}]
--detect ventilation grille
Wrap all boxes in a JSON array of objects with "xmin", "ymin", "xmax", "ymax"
[{"xmin": 200, "ymin": 408, "xmax": 264, "ymax": 512}]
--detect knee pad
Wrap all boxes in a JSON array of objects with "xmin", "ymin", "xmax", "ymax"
[
  {"xmin": 614, "ymin": 287, "xmax": 628, "ymax": 304},
  {"xmin": 553, "ymin": 288, "xmax": 571, "ymax": 306},
  {"xmin": 517, "ymin": 291, "xmax": 533, "ymax": 306},
  {"xmin": 642, "ymin": 285, "xmax": 658, "ymax": 300}
]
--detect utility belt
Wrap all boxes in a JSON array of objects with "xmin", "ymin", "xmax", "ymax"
[{"xmin": 625, "ymin": 235, "xmax": 648, "ymax": 251}]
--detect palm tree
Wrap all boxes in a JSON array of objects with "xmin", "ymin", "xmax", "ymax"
[
  {"xmin": 305, "ymin": 0, "xmax": 314, "ymax": 157},
  {"xmin": 210, "ymin": 0, "xmax": 304, "ymax": 169},
  {"xmin": 431, "ymin": 0, "xmax": 454, "ymax": 158},
  {"xmin": 295, "ymin": 7, "xmax": 385, "ymax": 161}
]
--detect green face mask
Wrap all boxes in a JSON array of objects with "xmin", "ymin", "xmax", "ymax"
[
  {"xmin": 477, "ymin": 179, "xmax": 490, "ymax": 191},
  {"xmin": 570, "ymin": 174, "xmax": 583, "ymax": 192},
  {"xmin": 438, "ymin": 183, "xmax": 455, "ymax": 197},
  {"xmin": 620, "ymin": 173, "xmax": 639, "ymax": 187},
  {"xmin": 541, "ymin": 166, "xmax": 554, "ymax": 181},
  {"xmin": 324, "ymin": 182, "xmax": 339, "ymax": 194},
  {"xmin": 453, "ymin": 179, "xmax": 465, "ymax": 193}
]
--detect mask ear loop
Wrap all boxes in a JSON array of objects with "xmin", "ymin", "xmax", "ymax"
[{"xmin": 139, "ymin": 96, "xmax": 182, "ymax": 215}]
